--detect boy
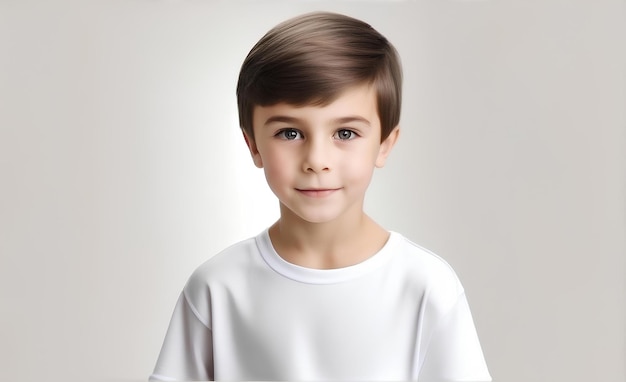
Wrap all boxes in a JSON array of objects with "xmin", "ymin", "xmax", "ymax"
[{"xmin": 150, "ymin": 11, "xmax": 491, "ymax": 381}]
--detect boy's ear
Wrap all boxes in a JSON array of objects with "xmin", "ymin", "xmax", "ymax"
[
  {"xmin": 375, "ymin": 126, "xmax": 400, "ymax": 168},
  {"xmin": 243, "ymin": 131, "xmax": 264, "ymax": 168}
]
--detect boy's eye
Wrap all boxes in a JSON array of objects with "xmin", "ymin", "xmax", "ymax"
[
  {"xmin": 276, "ymin": 129, "xmax": 302, "ymax": 140},
  {"xmin": 334, "ymin": 129, "xmax": 356, "ymax": 140}
]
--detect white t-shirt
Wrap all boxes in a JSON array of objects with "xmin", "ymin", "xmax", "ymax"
[{"xmin": 150, "ymin": 230, "xmax": 491, "ymax": 381}]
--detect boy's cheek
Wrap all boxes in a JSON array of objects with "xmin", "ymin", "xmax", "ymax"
[{"xmin": 262, "ymin": 164, "xmax": 286, "ymax": 183}]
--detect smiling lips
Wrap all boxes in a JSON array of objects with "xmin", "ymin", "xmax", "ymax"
[{"xmin": 296, "ymin": 188, "xmax": 341, "ymax": 198}]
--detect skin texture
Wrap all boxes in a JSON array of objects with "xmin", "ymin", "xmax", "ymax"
[{"xmin": 244, "ymin": 84, "xmax": 399, "ymax": 269}]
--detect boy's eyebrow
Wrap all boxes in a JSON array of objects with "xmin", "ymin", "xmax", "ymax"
[
  {"xmin": 263, "ymin": 115, "xmax": 371, "ymax": 127},
  {"xmin": 335, "ymin": 116, "xmax": 371, "ymax": 126},
  {"xmin": 263, "ymin": 116, "xmax": 301, "ymax": 126}
]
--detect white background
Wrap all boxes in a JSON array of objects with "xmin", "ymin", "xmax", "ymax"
[{"xmin": 0, "ymin": 1, "xmax": 624, "ymax": 381}]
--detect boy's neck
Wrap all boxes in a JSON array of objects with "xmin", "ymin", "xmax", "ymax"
[{"xmin": 268, "ymin": 205, "xmax": 389, "ymax": 270}]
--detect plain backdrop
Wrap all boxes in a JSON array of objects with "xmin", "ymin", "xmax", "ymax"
[{"xmin": 0, "ymin": 1, "xmax": 624, "ymax": 381}]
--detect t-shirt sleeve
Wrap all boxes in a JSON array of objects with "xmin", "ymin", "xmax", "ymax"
[
  {"xmin": 418, "ymin": 292, "xmax": 492, "ymax": 382},
  {"xmin": 149, "ymin": 292, "xmax": 214, "ymax": 381}
]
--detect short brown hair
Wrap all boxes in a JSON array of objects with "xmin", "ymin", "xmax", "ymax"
[{"xmin": 236, "ymin": 11, "xmax": 402, "ymax": 142}]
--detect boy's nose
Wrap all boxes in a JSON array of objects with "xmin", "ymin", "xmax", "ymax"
[{"xmin": 302, "ymin": 139, "xmax": 330, "ymax": 173}]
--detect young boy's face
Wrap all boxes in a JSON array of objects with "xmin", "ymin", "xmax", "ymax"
[{"xmin": 245, "ymin": 84, "xmax": 398, "ymax": 225}]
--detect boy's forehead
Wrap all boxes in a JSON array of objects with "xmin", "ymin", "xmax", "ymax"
[{"xmin": 252, "ymin": 84, "xmax": 379, "ymax": 127}]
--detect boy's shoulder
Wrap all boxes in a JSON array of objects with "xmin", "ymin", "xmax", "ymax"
[
  {"xmin": 187, "ymin": 234, "xmax": 261, "ymax": 287},
  {"xmin": 393, "ymin": 233, "xmax": 461, "ymax": 278},
  {"xmin": 389, "ymin": 232, "xmax": 465, "ymax": 296},
  {"xmin": 179, "ymin": 234, "xmax": 262, "ymax": 326}
]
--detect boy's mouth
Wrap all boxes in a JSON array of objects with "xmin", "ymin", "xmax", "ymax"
[{"xmin": 295, "ymin": 188, "xmax": 341, "ymax": 198}]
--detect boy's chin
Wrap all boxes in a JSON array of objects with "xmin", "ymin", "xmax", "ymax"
[
  {"xmin": 278, "ymin": 204, "xmax": 361, "ymax": 226},
  {"xmin": 287, "ymin": 212, "xmax": 341, "ymax": 225}
]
